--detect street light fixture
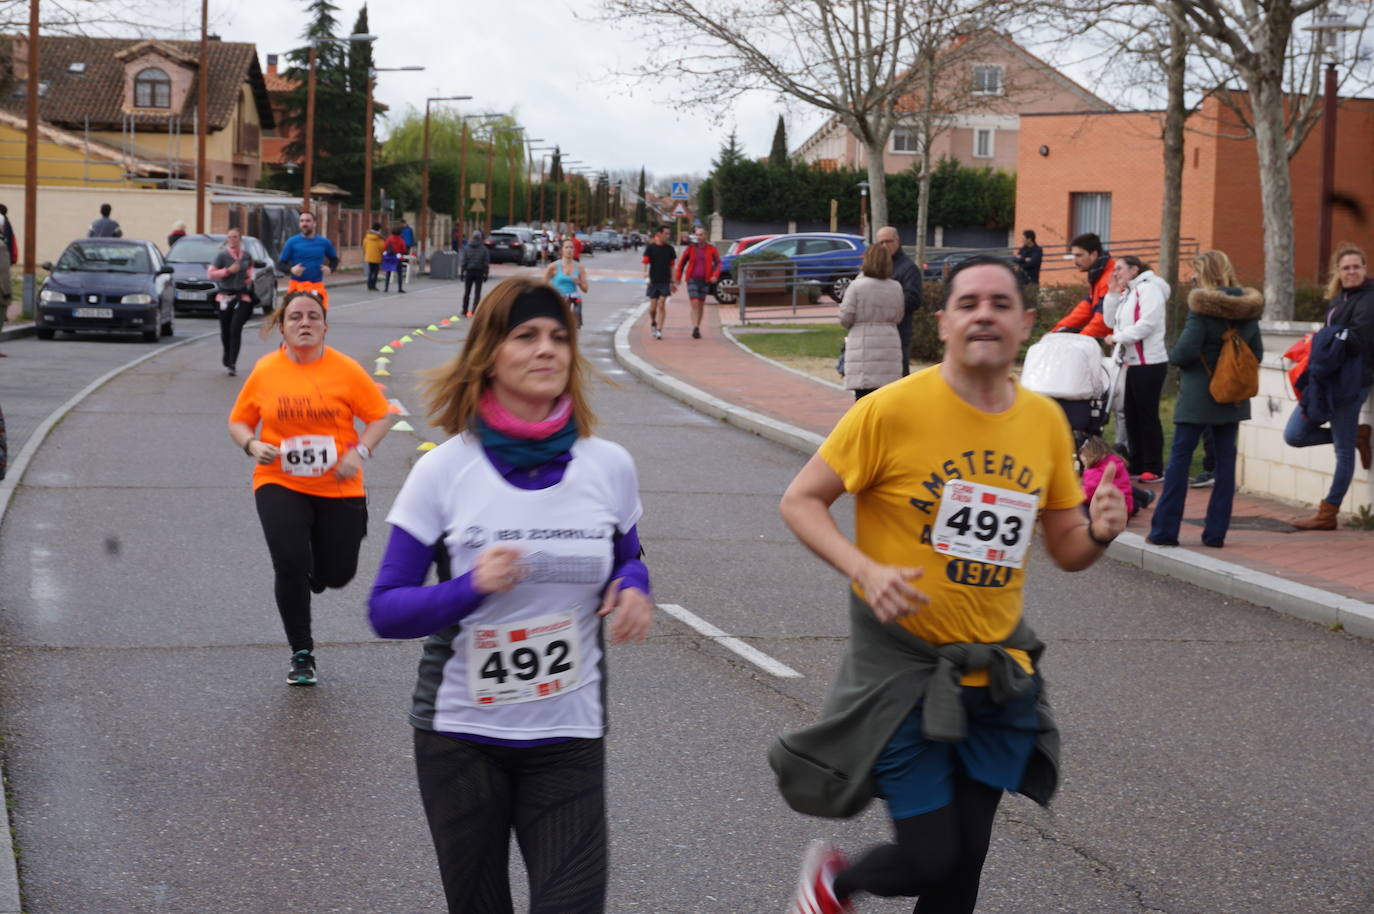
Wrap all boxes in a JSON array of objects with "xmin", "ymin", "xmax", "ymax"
[
  {"xmin": 365, "ymin": 65, "xmax": 425, "ymax": 231},
  {"xmin": 1305, "ymin": 13, "xmax": 1358, "ymax": 279},
  {"xmin": 421, "ymin": 95, "xmax": 473, "ymax": 257},
  {"xmin": 856, "ymin": 180, "xmax": 871, "ymax": 243},
  {"xmin": 303, "ymin": 33, "xmax": 377, "ymax": 211}
]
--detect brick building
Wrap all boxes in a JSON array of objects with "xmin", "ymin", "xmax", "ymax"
[
  {"xmin": 792, "ymin": 30, "xmax": 1112, "ymax": 174},
  {"xmin": 1014, "ymin": 92, "xmax": 1374, "ymax": 286}
]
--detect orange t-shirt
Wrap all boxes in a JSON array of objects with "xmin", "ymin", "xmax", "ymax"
[{"xmin": 229, "ymin": 346, "xmax": 390, "ymax": 498}]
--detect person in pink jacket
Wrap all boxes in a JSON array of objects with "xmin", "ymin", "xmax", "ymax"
[{"xmin": 1080, "ymin": 435, "xmax": 1149, "ymax": 516}]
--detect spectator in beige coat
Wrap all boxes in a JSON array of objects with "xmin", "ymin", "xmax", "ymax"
[{"xmin": 839, "ymin": 244, "xmax": 905, "ymax": 399}]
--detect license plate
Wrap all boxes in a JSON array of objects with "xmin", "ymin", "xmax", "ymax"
[
  {"xmin": 73, "ymin": 307, "xmax": 113, "ymax": 318},
  {"xmin": 180, "ymin": 291, "xmax": 208, "ymax": 301}
]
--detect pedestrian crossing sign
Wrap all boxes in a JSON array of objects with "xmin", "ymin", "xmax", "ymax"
[
  {"xmin": 671, "ymin": 181, "xmax": 690, "ymax": 199},
  {"xmin": 671, "ymin": 202, "xmax": 688, "ymax": 218}
]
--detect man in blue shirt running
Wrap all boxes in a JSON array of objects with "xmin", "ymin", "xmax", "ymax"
[{"xmin": 279, "ymin": 211, "xmax": 340, "ymax": 310}]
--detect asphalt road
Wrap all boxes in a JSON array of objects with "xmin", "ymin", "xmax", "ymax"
[{"xmin": 1, "ymin": 251, "xmax": 1372, "ymax": 913}]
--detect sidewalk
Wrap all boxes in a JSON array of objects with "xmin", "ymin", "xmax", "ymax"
[{"xmin": 615, "ymin": 296, "xmax": 1374, "ymax": 639}]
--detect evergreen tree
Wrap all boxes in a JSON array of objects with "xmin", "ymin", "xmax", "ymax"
[
  {"xmin": 712, "ymin": 131, "xmax": 745, "ymax": 170},
  {"xmin": 768, "ymin": 115, "xmax": 788, "ymax": 168},
  {"xmin": 274, "ymin": 0, "xmax": 371, "ymax": 199},
  {"xmin": 634, "ymin": 166, "xmax": 647, "ymax": 229}
]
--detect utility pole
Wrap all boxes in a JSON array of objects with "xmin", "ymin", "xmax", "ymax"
[{"xmin": 196, "ymin": 0, "xmax": 208, "ymax": 232}]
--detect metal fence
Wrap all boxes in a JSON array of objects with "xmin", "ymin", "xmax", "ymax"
[{"xmin": 733, "ymin": 255, "xmax": 859, "ymax": 323}]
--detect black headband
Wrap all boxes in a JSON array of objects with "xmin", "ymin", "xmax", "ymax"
[{"xmin": 506, "ymin": 286, "xmax": 569, "ymax": 334}]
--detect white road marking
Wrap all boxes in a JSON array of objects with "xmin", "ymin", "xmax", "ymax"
[{"xmin": 656, "ymin": 603, "xmax": 802, "ymax": 678}]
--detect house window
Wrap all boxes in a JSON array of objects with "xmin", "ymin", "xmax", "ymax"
[
  {"xmin": 972, "ymin": 64, "xmax": 1003, "ymax": 96},
  {"xmin": 133, "ymin": 67, "xmax": 171, "ymax": 108},
  {"xmin": 973, "ymin": 128, "xmax": 994, "ymax": 158},
  {"xmin": 892, "ymin": 127, "xmax": 919, "ymax": 154},
  {"xmin": 1070, "ymin": 192, "xmax": 1112, "ymax": 245}
]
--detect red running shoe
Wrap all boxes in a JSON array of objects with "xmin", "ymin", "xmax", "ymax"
[
  {"xmin": 789, "ymin": 840, "xmax": 852, "ymax": 913},
  {"xmin": 1138, "ymin": 472, "xmax": 1162, "ymax": 483}
]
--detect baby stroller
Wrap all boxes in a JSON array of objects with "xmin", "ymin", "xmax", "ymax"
[{"xmin": 1020, "ymin": 332, "xmax": 1123, "ymax": 454}]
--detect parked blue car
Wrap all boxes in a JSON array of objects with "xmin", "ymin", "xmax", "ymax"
[
  {"xmin": 714, "ymin": 232, "xmax": 866, "ymax": 305},
  {"xmin": 36, "ymin": 239, "xmax": 175, "ymax": 342}
]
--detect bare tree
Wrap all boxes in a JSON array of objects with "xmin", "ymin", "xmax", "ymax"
[
  {"xmin": 1165, "ymin": 0, "xmax": 1374, "ymax": 318},
  {"xmin": 594, "ymin": 0, "xmax": 1000, "ymax": 230}
]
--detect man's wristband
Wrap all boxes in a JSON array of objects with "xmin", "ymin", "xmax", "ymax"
[
  {"xmin": 243, "ymin": 438, "xmax": 256, "ymax": 456},
  {"xmin": 1086, "ymin": 522, "xmax": 1117, "ymax": 548}
]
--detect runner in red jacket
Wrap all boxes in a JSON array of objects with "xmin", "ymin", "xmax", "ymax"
[{"xmin": 673, "ymin": 226, "xmax": 722, "ymax": 339}]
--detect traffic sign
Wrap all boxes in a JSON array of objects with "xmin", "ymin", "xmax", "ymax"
[
  {"xmin": 671, "ymin": 181, "xmax": 690, "ymax": 200},
  {"xmin": 470, "ymin": 200, "xmax": 486, "ymax": 214},
  {"xmin": 671, "ymin": 202, "xmax": 688, "ymax": 218},
  {"xmin": 469, "ymin": 182, "xmax": 486, "ymax": 200}
]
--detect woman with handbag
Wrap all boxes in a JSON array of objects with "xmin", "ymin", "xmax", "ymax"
[
  {"xmin": 208, "ymin": 228, "xmax": 257, "ymax": 377},
  {"xmin": 368, "ymin": 278, "xmax": 652, "ymax": 914},
  {"xmin": 1284, "ymin": 244, "xmax": 1374, "ymax": 529},
  {"xmin": 1147, "ymin": 250, "xmax": 1263, "ymax": 548}
]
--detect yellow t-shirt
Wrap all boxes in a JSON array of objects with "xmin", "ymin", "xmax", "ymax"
[{"xmin": 818, "ymin": 365, "xmax": 1082, "ymax": 684}]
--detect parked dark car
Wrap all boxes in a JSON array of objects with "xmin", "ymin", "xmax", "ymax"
[
  {"xmin": 166, "ymin": 234, "xmax": 279, "ymax": 315},
  {"xmin": 573, "ymin": 232, "xmax": 596, "ymax": 256},
  {"xmin": 486, "ymin": 229, "xmax": 538, "ymax": 266},
  {"xmin": 715, "ymin": 232, "xmax": 865, "ymax": 305},
  {"xmin": 591, "ymin": 231, "xmax": 621, "ymax": 251},
  {"xmin": 36, "ymin": 239, "xmax": 175, "ymax": 342},
  {"xmin": 922, "ymin": 251, "xmax": 968, "ymax": 280}
]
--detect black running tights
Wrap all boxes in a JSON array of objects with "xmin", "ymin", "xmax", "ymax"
[
  {"xmin": 833, "ymin": 772, "xmax": 1003, "ymax": 914},
  {"xmin": 463, "ymin": 270, "xmax": 485, "ymax": 310},
  {"xmin": 253, "ymin": 484, "xmax": 367, "ymax": 653},
  {"xmin": 217, "ymin": 295, "xmax": 255, "ymax": 370},
  {"xmin": 413, "ymin": 728, "xmax": 607, "ymax": 914}
]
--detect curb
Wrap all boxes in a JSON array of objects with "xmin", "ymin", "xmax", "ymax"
[
  {"xmin": 613, "ymin": 301, "xmax": 823, "ymax": 454},
  {"xmin": 611, "ymin": 305, "xmax": 1374, "ymax": 640}
]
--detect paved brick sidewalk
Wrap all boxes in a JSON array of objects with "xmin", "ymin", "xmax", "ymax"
[{"xmin": 627, "ymin": 300, "xmax": 1374, "ymax": 608}]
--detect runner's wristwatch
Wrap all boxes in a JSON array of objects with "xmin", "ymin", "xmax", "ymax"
[{"xmin": 353, "ymin": 443, "xmax": 372, "ymax": 460}]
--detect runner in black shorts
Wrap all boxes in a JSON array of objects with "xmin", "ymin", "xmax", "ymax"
[{"xmin": 642, "ymin": 227, "xmax": 676, "ymax": 340}]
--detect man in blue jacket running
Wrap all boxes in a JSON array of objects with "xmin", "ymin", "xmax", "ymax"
[{"xmin": 279, "ymin": 211, "xmax": 340, "ymax": 310}]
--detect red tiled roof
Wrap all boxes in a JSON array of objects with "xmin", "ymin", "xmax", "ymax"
[{"xmin": 0, "ymin": 34, "xmax": 274, "ymax": 132}]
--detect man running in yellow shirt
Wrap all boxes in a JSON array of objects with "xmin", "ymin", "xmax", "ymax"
[{"xmin": 776, "ymin": 255, "xmax": 1127, "ymax": 914}]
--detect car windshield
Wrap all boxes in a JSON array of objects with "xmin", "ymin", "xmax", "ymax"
[
  {"xmin": 166, "ymin": 238, "xmax": 225, "ymax": 263},
  {"xmin": 56, "ymin": 242, "xmax": 150, "ymax": 273}
]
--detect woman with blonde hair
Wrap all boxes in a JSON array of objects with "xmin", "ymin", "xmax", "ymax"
[
  {"xmin": 1284, "ymin": 243, "xmax": 1374, "ymax": 529},
  {"xmin": 1147, "ymin": 250, "xmax": 1263, "ymax": 548},
  {"xmin": 368, "ymin": 277, "xmax": 652, "ymax": 914},
  {"xmin": 839, "ymin": 242, "xmax": 904, "ymax": 399}
]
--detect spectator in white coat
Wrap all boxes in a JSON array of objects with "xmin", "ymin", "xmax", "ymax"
[
  {"xmin": 839, "ymin": 243, "xmax": 905, "ymax": 400},
  {"xmin": 1104, "ymin": 255, "xmax": 1170, "ymax": 481}
]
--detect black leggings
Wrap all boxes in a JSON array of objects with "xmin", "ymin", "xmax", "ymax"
[
  {"xmin": 463, "ymin": 270, "xmax": 486, "ymax": 310},
  {"xmin": 413, "ymin": 728, "xmax": 607, "ymax": 914},
  {"xmin": 834, "ymin": 770, "xmax": 1003, "ymax": 914},
  {"xmin": 1123, "ymin": 361, "xmax": 1167, "ymax": 476},
  {"xmin": 253, "ymin": 484, "xmax": 367, "ymax": 653},
  {"xmin": 217, "ymin": 295, "xmax": 256, "ymax": 370}
]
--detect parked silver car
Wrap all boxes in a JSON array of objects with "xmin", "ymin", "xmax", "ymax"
[{"xmin": 167, "ymin": 234, "xmax": 279, "ymax": 315}]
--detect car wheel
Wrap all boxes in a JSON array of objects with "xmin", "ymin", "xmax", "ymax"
[
  {"xmin": 35, "ymin": 327, "xmax": 55, "ymax": 340},
  {"xmin": 714, "ymin": 276, "xmax": 739, "ymax": 305},
  {"xmin": 828, "ymin": 275, "xmax": 854, "ymax": 303}
]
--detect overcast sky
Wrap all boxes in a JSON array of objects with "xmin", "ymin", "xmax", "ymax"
[{"xmin": 197, "ymin": 0, "xmax": 819, "ymax": 187}]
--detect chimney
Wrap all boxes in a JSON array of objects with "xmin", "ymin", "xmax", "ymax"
[{"xmin": 266, "ymin": 53, "xmax": 278, "ymax": 76}]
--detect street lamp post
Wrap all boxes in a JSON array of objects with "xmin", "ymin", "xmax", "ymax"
[
  {"xmin": 302, "ymin": 33, "xmax": 376, "ymax": 212},
  {"xmin": 196, "ymin": 0, "xmax": 208, "ymax": 233},
  {"xmin": 364, "ymin": 65, "xmax": 424, "ymax": 232},
  {"xmin": 561, "ymin": 159, "xmax": 583, "ymax": 231},
  {"xmin": 421, "ymin": 95, "xmax": 472, "ymax": 260},
  {"xmin": 22, "ymin": 0, "xmax": 38, "ymax": 313},
  {"xmin": 456, "ymin": 114, "xmax": 504, "ymax": 243},
  {"xmin": 528, "ymin": 145, "xmax": 555, "ymax": 227},
  {"xmin": 1306, "ymin": 13, "xmax": 1358, "ymax": 280},
  {"xmin": 857, "ymin": 180, "xmax": 870, "ymax": 243}
]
